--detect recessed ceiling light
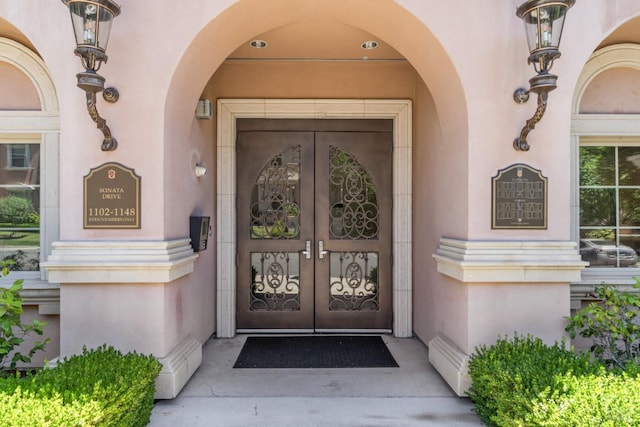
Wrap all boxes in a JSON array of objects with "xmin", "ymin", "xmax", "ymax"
[
  {"xmin": 250, "ymin": 40, "xmax": 268, "ymax": 49},
  {"xmin": 361, "ymin": 40, "xmax": 379, "ymax": 50}
]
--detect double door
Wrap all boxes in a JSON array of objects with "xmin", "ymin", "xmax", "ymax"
[{"xmin": 236, "ymin": 119, "xmax": 392, "ymax": 331}]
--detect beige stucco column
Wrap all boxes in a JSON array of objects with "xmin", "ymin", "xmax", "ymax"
[{"xmin": 431, "ymin": 238, "xmax": 586, "ymax": 396}]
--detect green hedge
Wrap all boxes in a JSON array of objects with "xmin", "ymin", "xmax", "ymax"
[
  {"xmin": 0, "ymin": 345, "xmax": 162, "ymax": 426},
  {"xmin": 467, "ymin": 334, "xmax": 640, "ymax": 427},
  {"xmin": 529, "ymin": 370, "xmax": 640, "ymax": 427}
]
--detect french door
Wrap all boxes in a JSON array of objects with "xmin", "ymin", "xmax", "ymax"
[{"xmin": 236, "ymin": 119, "xmax": 392, "ymax": 331}]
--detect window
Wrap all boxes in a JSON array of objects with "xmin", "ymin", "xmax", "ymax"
[
  {"xmin": 6, "ymin": 144, "xmax": 31, "ymax": 168},
  {"xmin": 0, "ymin": 137, "xmax": 40, "ymax": 271},
  {"xmin": 0, "ymin": 38, "xmax": 60, "ymax": 284},
  {"xmin": 579, "ymin": 142, "xmax": 640, "ymax": 268}
]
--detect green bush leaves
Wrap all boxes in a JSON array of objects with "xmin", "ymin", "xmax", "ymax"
[
  {"xmin": 566, "ymin": 281, "xmax": 640, "ymax": 370},
  {"xmin": 0, "ymin": 263, "xmax": 49, "ymax": 373},
  {"xmin": 468, "ymin": 334, "xmax": 640, "ymax": 426},
  {"xmin": 0, "ymin": 345, "xmax": 162, "ymax": 426}
]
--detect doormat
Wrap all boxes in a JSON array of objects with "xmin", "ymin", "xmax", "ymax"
[{"xmin": 233, "ymin": 336, "xmax": 399, "ymax": 368}]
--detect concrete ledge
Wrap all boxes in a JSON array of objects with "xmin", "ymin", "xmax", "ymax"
[
  {"xmin": 433, "ymin": 238, "xmax": 587, "ymax": 282},
  {"xmin": 155, "ymin": 335, "xmax": 202, "ymax": 399},
  {"xmin": 428, "ymin": 334, "xmax": 470, "ymax": 397},
  {"xmin": 42, "ymin": 239, "xmax": 198, "ymax": 283}
]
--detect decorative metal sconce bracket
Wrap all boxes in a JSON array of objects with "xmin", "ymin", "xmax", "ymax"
[
  {"xmin": 77, "ymin": 70, "xmax": 119, "ymax": 151},
  {"xmin": 513, "ymin": 90, "xmax": 549, "ymax": 152},
  {"xmin": 85, "ymin": 90, "xmax": 118, "ymax": 151}
]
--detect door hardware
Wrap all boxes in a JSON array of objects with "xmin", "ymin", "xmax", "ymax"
[
  {"xmin": 318, "ymin": 240, "xmax": 328, "ymax": 259},
  {"xmin": 302, "ymin": 240, "xmax": 312, "ymax": 259}
]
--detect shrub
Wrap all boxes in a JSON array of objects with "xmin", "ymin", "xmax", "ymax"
[
  {"xmin": 0, "ymin": 345, "xmax": 162, "ymax": 426},
  {"xmin": 528, "ymin": 370, "xmax": 640, "ymax": 427},
  {"xmin": 467, "ymin": 334, "xmax": 599, "ymax": 427},
  {"xmin": 0, "ymin": 385, "xmax": 102, "ymax": 426},
  {"xmin": 565, "ymin": 280, "xmax": 640, "ymax": 370},
  {"xmin": 0, "ymin": 196, "xmax": 36, "ymax": 226},
  {"xmin": 0, "ymin": 263, "xmax": 49, "ymax": 373}
]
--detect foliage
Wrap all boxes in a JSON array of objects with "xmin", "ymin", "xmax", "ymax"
[
  {"xmin": 468, "ymin": 333, "xmax": 640, "ymax": 427},
  {"xmin": 0, "ymin": 196, "xmax": 38, "ymax": 226},
  {"xmin": 527, "ymin": 370, "xmax": 640, "ymax": 427},
  {"xmin": 0, "ymin": 263, "xmax": 49, "ymax": 374},
  {"xmin": 467, "ymin": 334, "xmax": 599, "ymax": 427},
  {"xmin": 0, "ymin": 345, "xmax": 162, "ymax": 426},
  {"xmin": 565, "ymin": 281, "xmax": 640, "ymax": 370}
]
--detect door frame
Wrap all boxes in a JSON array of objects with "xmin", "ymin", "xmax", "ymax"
[{"xmin": 216, "ymin": 99, "xmax": 412, "ymax": 338}]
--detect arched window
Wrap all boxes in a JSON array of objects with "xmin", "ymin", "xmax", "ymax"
[
  {"xmin": 0, "ymin": 38, "xmax": 59, "ymax": 284},
  {"xmin": 572, "ymin": 44, "xmax": 640, "ymax": 279}
]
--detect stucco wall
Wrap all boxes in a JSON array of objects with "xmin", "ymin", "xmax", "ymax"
[
  {"xmin": 580, "ymin": 67, "xmax": 640, "ymax": 113},
  {"xmin": 0, "ymin": 62, "xmax": 39, "ymax": 109}
]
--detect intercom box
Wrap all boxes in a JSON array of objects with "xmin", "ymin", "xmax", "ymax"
[{"xmin": 189, "ymin": 216, "xmax": 210, "ymax": 252}]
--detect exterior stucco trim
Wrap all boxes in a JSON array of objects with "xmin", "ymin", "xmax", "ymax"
[
  {"xmin": 571, "ymin": 114, "xmax": 640, "ymax": 135},
  {"xmin": 42, "ymin": 239, "xmax": 198, "ymax": 283},
  {"xmin": 433, "ymin": 238, "xmax": 586, "ymax": 282},
  {"xmin": 216, "ymin": 99, "xmax": 413, "ymax": 338},
  {"xmin": 155, "ymin": 335, "xmax": 202, "ymax": 400},
  {"xmin": 572, "ymin": 44, "xmax": 640, "ymax": 114},
  {"xmin": 428, "ymin": 334, "xmax": 470, "ymax": 397}
]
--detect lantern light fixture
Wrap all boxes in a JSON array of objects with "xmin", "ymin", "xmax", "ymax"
[
  {"xmin": 62, "ymin": 0, "xmax": 121, "ymax": 151},
  {"xmin": 513, "ymin": 0, "xmax": 575, "ymax": 151}
]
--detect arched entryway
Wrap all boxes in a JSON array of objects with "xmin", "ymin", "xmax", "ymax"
[{"xmin": 163, "ymin": 0, "xmax": 469, "ymax": 342}]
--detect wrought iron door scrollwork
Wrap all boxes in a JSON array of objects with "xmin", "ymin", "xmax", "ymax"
[
  {"xmin": 250, "ymin": 252, "xmax": 301, "ymax": 311},
  {"xmin": 329, "ymin": 146, "xmax": 378, "ymax": 240},
  {"xmin": 250, "ymin": 145, "xmax": 301, "ymax": 239},
  {"xmin": 329, "ymin": 252, "xmax": 378, "ymax": 311}
]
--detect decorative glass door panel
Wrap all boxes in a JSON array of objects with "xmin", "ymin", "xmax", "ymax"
[{"xmin": 236, "ymin": 120, "xmax": 392, "ymax": 331}]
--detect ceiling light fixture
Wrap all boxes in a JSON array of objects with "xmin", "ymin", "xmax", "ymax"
[
  {"xmin": 250, "ymin": 40, "xmax": 268, "ymax": 49},
  {"xmin": 361, "ymin": 40, "xmax": 379, "ymax": 50}
]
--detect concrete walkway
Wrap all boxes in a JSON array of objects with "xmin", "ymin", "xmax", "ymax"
[{"xmin": 150, "ymin": 335, "xmax": 483, "ymax": 426}]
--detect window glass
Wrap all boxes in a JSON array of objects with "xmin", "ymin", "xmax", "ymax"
[
  {"xmin": 580, "ymin": 146, "xmax": 615, "ymax": 186},
  {"xmin": 579, "ymin": 143, "xmax": 640, "ymax": 268},
  {"xmin": 0, "ymin": 140, "xmax": 40, "ymax": 271},
  {"xmin": 618, "ymin": 146, "xmax": 640, "ymax": 186}
]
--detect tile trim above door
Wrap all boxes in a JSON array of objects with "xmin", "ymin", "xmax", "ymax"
[{"xmin": 216, "ymin": 99, "xmax": 412, "ymax": 338}]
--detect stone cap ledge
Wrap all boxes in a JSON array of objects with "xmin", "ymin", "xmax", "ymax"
[
  {"xmin": 433, "ymin": 238, "xmax": 587, "ymax": 283},
  {"xmin": 42, "ymin": 239, "xmax": 198, "ymax": 283}
]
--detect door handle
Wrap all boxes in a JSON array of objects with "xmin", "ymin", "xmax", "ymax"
[
  {"xmin": 318, "ymin": 240, "xmax": 328, "ymax": 260},
  {"xmin": 301, "ymin": 240, "xmax": 312, "ymax": 260}
]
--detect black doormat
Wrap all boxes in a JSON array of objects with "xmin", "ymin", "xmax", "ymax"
[{"xmin": 233, "ymin": 336, "xmax": 399, "ymax": 369}]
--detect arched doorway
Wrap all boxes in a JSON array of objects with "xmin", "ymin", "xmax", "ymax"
[{"xmin": 162, "ymin": 0, "xmax": 469, "ymax": 342}]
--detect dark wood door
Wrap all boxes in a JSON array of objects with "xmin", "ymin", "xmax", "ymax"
[{"xmin": 236, "ymin": 120, "xmax": 392, "ymax": 331}]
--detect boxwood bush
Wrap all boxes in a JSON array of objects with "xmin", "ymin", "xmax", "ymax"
[
  {"xmin": 0, "ymin": 344, "xmax": 162, "ymax": 426},
  {"xmin": 467, "ymin": 334, "xmax": 640, "ymax": 427}
]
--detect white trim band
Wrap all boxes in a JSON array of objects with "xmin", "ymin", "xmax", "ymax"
[
  {"xmin": 42, "ymin": 239, "xmax": 198, "ymax": 283},
  {"xmin": 433, "ymin": 238, "xmax": 586, "ymax": 282}
]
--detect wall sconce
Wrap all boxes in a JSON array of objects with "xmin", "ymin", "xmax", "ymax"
[
  {"xmin": 194, "ymin": 165, "xmax": 207, "ymax": 178},
  {"xmin": 196, "ymin": 99, "xmax": 213, "ymax": 120},
  {"xmin": 513, "ymin": 0, "xmax": 574, "ymax": 151},
  {"xmin": 62, "ymin": 0, "xmax": 121, "ymax": 151}
]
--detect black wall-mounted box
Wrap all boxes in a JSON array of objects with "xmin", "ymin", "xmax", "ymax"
[{"xmin": 190, "ymin": 216, "xmax": 210, "ymax": 252}]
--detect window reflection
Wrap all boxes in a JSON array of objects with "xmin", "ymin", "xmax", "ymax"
[
  {"xmin": 579, "ymin": 145, "xmax": 640, "ymax": 268},
  {"xmin": 0, "ymin": 142, "xmax": 40, "ymax": 271}
]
